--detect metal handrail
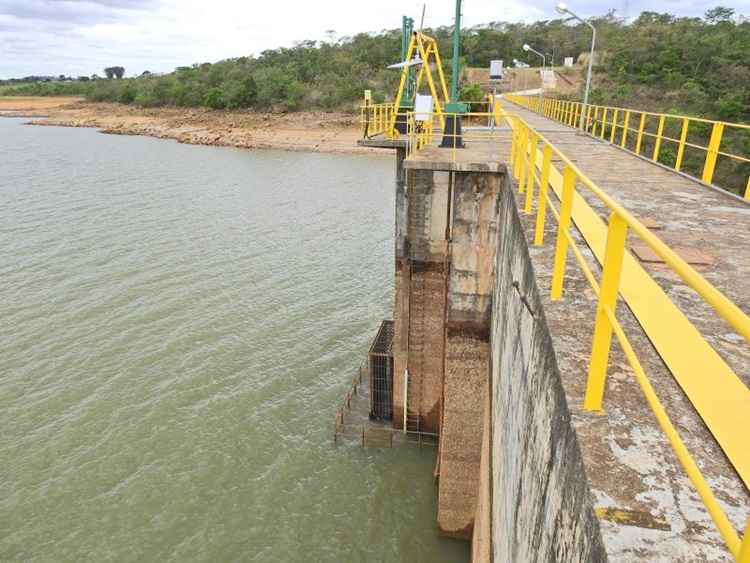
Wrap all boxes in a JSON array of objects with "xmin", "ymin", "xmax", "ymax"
[
  {"xmin": 505, "ymin": 94, "xmax": 750, "ymax": 200},
  {"xmin": 359, "ymin": 102, "xmax": 397, "ymax": 139},
  {"xmin": 501, "ymin": 107, "xmax": 750, "ymax": 561}
]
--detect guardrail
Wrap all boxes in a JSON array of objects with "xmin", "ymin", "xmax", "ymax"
[
  {"xmin": 405, "ymin": 110, "xmax": 505, "ymax": 161},
  {"xmin": 360, "ymin": 96, "xmax": 496, "ymax": 142},
  {"xmin": 504, "ymin": 107, "xmax": 750, "ymax": 562},
  {"xmin": 360, "ymin": 102, "xmax": 397, "ymax": 139},
  {"xmin": 505, "ymin": 94, "xmax": 750, "ymax": 200},
  {"xmin": 405, "ymin": 99, "xmax": 506, "ymax": 161}
]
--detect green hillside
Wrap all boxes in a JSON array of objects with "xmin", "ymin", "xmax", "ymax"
[{"xmin": 3, "ymin": 7, "xmax": 748, "ymax": 124}]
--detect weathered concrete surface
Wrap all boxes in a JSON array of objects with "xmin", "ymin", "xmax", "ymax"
[
  {"xmin": 489, "ymin": 173, "xmax": 608, "ymax": 562},
  {"xmin": 437, "ymin": 170, "xmax": 501, "ymax": 537},
  {"xmin": 471, "ymin": 378, "xmax": 492, "ymax": 563},
  {"xmin": 393, "ymin": 149, "xmax": 503, "ymax": 536},
  {"xmin": 393, "ymin": 169, "xmax": 451, "ymax": 433}
]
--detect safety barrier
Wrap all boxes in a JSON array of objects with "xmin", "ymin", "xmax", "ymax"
[
  {"xmin": 360, "ymin": 103, "xmax": 397, "ymax": 139},
  {"xmin": 405, "ymin": 97, "xmax": 507, "ymax": 161},
  {"xmin": 505, "ymin": 94, "xmax": 750, "ymax": 200},
  {"xmin": 504, "ymin": 108, "xmax": 750, "ymax": 562},
  {"xmin": 361, "ymin": 97, "xmax": 496, "ymax": 142}
]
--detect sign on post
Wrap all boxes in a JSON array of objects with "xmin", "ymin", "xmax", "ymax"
[
  {"xmin": 541, "ymin": 69, "xmax": 557, "ymax": 89},
  {"xmin": 490, "ymin": 60, "xmax": 504, "ymax": 80},
  {"xmin": 414, "ymin": 94, "xmax": 434, "ymax": 122}
]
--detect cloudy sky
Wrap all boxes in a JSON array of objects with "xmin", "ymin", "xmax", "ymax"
[{"xmin": 1, "ymin": 0, "xmax": 748, "ymax": 78}]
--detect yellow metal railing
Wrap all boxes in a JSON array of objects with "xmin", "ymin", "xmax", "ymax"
[
  {"xmin": 405, "ymin": 96, "xmax": 506, "ymax": 161},
  {"xmin": 360, "ymin": 103, "xmax": 397, "ymax": 139},
  {"xmin": 506, "ymin": 95, "xmax": 750, "ymax": 200},
  {"xmin": 503, "ymin": 109, "xmax": 750, "ymax": 562}
]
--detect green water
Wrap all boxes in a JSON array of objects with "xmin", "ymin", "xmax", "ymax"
[{"xmin": 0, "ymin": 118, "xmax": 469, "ymax": 562}]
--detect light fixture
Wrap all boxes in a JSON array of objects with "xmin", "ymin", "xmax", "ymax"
[
  {"xmin": 556, "ymin": 3, "xmax": 569, "ymax": 14},
  {"xmin": 522, "ymin": 44, "xmax": 530, "ymax": 51}
]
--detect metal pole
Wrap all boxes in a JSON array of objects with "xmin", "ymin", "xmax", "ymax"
[
  {"xmin": 556, "ymin": 5, "xmax": 596, "ymax": 132},
  {"xmin": 524, "ymin": 45, "xmax": 546, "ymax": 99},
  {"xmin": 450, "ymin": 0, "xmax": 462, "ymax": 102},
  {"xmin": 403, "ymin": 369, "xmax": 409, "ymax": 433},
  {"xmin": 580, "ymin": 22, "xmax": 596, "ymax": 131}
]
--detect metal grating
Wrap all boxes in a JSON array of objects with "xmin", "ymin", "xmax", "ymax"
[{"xmin": 369, "ymin": 320, "xmax": 394, "ymax": 421}]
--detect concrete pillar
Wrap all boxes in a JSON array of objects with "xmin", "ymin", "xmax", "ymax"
[
  {"xmin": 437, "ymin": 171, "xmax": 500, "ymax": 538},
  {"xmin": 393, "ymin": 155, "xmax": 502, "ymax": 537}
]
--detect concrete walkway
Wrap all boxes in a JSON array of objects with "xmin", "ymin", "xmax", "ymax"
[{"xmin": 497, "ymin": 102, "xmax": 750, "ymax": 560}]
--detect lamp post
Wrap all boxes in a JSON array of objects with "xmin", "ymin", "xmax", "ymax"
[
  {"xmin": 523, "ymin": 43, "xmax": 545, "ymax": 99},
  {"xmin": 401, "ymin": 16, "xmax": 415, "ymax": 107},
  {"xmin": 523, "ymin": 43, "xmax": 546, "ymax": 69},
  {"xmin": 556, "ymin": 2, "xmax": 596, "ymax": 132}
]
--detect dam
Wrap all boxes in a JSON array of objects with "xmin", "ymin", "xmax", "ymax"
[{"xmin": 338, "ymin": 31, "xmax": 750, "ymax": 559}]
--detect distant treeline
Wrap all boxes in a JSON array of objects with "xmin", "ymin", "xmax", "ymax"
[{"xmin": 2, "ymin": 7, "xmax": 748, "ymax": 123}]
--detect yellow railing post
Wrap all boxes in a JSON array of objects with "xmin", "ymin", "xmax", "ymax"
[
  {"xmin": 702, "ymin": 122, "xmax": 725, "ymax": 184},
  {"xmin": 550, "ymin": 166, "xmax": 576, "ymax": 300},
  {"xmin": 745, "ymin": 177, "xmax": 750, "ymax": 201},
  {"xmin": 635, "ymin": 113, "xmax": 646, "ymax": 155},
  {"xmin": 591, "ymin": 107, "xmax": 600, "ymax": 136},
  {"xmin": 518, "ymin": 128, "xmax": 528, "ymax": 193},
  {"xmin": 675, "ymin": 118, "xmax": 690, "ymax": 171},
  {"xmin": 585, "ymin": 105, "xmax": 594, "ymax": 134},
  {"xmin": 610, "ymin": 109, "xmax": 619, "ymax": 143},
  {"xmin": 512, "ymin": 128, "xmax": 522, "ymax": 180},
  {"xmin": 739, "ymin": 520, "xmax": 750, "ymax": 563},
  {"xmin": 600, "ymin": 108, "xmax": 608, "ymax": 140},
  {"xmin": 621, "ymin": 111, "xmax": 631, "ymax": 148},
  {"xmin": 534, "ymin": 145, "xmax": 553, "ymax": 246},
  {"xmin": 584, "ymin": 212, "xmax": 628, "ymax": 411},
  {"xmin": 525, "ymin": 134, "xmax": 538, "ymax": 214},
  {"xmin": 653, "ymin": 115, "xmax": 666, "ymax": 162}
]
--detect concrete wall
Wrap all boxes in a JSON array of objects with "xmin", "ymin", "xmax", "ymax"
[
  {"xmin": 393, "ymin": 168, "xmax": 450, "ymax": 433},
  {"xmin": 488, "ymin": 176, "xmax": 607, "ymax": 562},
  {"xmin": 437, "ymin": 170, "xmax": 500, "ymax": 536},
  {"xmin": 393, "ymin": 162, "xmax": 501, "ymax": 536},
  {"xmin": 471, "ymin": 377, "xmax": 492, "ymax": 563}
]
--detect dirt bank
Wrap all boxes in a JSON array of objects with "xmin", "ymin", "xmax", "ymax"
[{"xmin": 0, "ymin": 97, "xmax": 380, "ymax": 156}]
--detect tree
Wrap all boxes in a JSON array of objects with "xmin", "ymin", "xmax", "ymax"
[
  {"xmin": 705, "ymin": 6, "xmax": 735, "ymax": 23},
  {"xmin": 223, "ymin": 76, "xmax": 258, "ymax": 109},
  {"xmin": 104, "ymin": 66, "xmax": 125, "ymax": 79}
]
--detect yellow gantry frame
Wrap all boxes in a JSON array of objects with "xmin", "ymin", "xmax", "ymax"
[{"xmin": 390, "ymin": 31, "xmax": 450, "ymax": 135}]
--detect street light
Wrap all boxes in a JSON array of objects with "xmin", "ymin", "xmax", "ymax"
[
  {"xmin": 523, "ymin": 43, "xmax": 546, "ymax": 69},
  {"xmin": 523, "ymin": 44, "xmax": 545, "ymax": 99},
  {"xmin": 556, "ymin": 2, "xmax": 596, "ymax": 132}
]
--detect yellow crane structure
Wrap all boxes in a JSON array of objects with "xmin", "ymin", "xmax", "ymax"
[{"xmin": 389, "ymin": 31, "xmax": 451, "ymax": 136}]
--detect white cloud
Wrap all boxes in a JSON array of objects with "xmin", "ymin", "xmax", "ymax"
[{"xmin": 1, "ymin": 0, "xmax": 748, "ymax": 78}]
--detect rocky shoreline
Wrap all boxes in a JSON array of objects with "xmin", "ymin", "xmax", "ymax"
[{"xmin": 0, "ymin": 97, "xmax": 383, "ymax": 156}]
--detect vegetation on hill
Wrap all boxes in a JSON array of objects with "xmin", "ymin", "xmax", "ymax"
[{"xmin": 2, "ymin": 7, "xmax": 748, "ymax": 125}]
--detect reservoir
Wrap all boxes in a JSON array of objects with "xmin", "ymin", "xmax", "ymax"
[{"xmin": 0, "ymin": 118, "xmax": 469, "ymax": 562}]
